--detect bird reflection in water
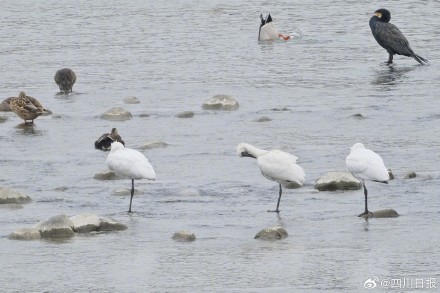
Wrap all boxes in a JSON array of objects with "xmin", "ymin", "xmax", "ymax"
[{"xmin": 372, "ymin": 65, "xmax": 415, "ymax": 87}]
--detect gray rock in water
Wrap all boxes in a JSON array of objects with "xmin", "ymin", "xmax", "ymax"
[
  {"xmin": 123, "ymin": 96, "xmax": 140, "ymax": 104},
  {"xmin": 0, "ymin": 116, "xmax": 7, "ymax": 123},
  {"xmin": 175, "ymin": 111, "xmax": 195, "ymax": 118},
  {"xmin": 33, "ymin": 214, "xmax": 75, "ymax": 238},
  {"xmin": 139, "ymin": 141, "xmax": 168, "ymax": 149},
  {"xmin": 8, "ymin": 228, "xmax": 41, "ymax": 240},
  {"xmin": 255, "ymin": 227, "xmax": 288, "ymax": 240},
  {"xmin": 69, "ymin": 212, "xmax": 100, "ymax": 233},
  {"xmin": 93, "ymin": 170, "xmax": 119, "ymax": 180},
  {"xmin": 177, "ymin": 188, "xmax": 202, "ymax": 197},
  {"xmin": 315, "ymin": 171, "xmax": 362, "ymax": 191},
  {"xmin": 404, "ymin": 171, "xmax": 417, "ymax": 179},
  {"xmin": 172, "ymin": 230, "xmax": 196, "ymax": 242},
  {"xmin": 111, "ymin": 188, "xmax": 141, "ymax": 196},
  {"xmin": 254, "ymin": 116, "xmax": 272, "ymax": 122},
  {"xmin": 0, "ymin": 186, "xmax": 31, "ymax": 204},
  {"xmin": 98, "ymin": 217, "xmax": 128, "ymax": 231},
  {"xmin": 359, "ymin": 209, "xmax": 399, "ymax": 219},
  {"xmin": 202, "ymin": 94, "xmax": 239, "ymax": 110},
  {"xmin": 100, "ymin": 107, "xmax": 132, "ymax": 121},
  {"xmin": 350, "ymin": 113, "xmax": 366, "ymax": 119}
]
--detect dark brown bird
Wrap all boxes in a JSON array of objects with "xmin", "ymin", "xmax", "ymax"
[
  {"xmin": 95, "ymin": 128, "xmax": 125, "ymax": 151},
  {"xmin": 54, "ymin": 68, "xmax": 76, "ymax": 93},
  {"xmin": 369, "ymin": 8, "xmax": 428, "ymax": 65},
  {"xmin": 10, "ymin": 91, "xmax": 47, "ymax": 124}
]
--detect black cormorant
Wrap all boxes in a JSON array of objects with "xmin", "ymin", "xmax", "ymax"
[{"xmin": 369, "ymin": 9, "xmax": 428, "ymax": 65}]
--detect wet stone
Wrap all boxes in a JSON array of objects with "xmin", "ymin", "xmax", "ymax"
[
  {"xmin": 98, "ymin": 217, "xmax": 127, "ymax": 231},
  {"xmin": 33, "ymin": 214, "xmax": 75, "ymax": 238},
  {"xmin": 175, "ymin": 111, "xmax": 195, "ymax": 118},
  {"xmin": 202, "ymin": 94, "xmax": 239, "ymax": 110},
  {"xmin": 100, "ymin": 107, "xmax": 132, "ymax": 121},
  {"xmin": 254, "ymin": 116, "xmax": 272, "ymax": 122},
  {"xmin": 70, "ymin": 212, "xmax": 100, "ymax": 233},
  {"xmin": 123, "ymin": 96, "xmax": 140, "ymax": 104},
  {"xmin": 8, "ymin": 228, "xmax": 41, "ymax": 241},
  {"xmin": 93, "ymin": 170, "xmax": 119, "ymax": 180},
  {"xmin": 371, "ymin": 209, "xmax": 399, "ymax": 218},
  {"xmin": 139, "ymin": 141, "xmax": 168, "ymax": 149},
  {"xmin": 0, "ymin": 186, "xmax": 32, "ymax": 204},
  {"xmin": 172, "ymin": 231, "xmax": 196, "ymax": 242},
  {"xmin": 255, "ymin": 227, "xmax": 288, "ymax": 240},
  {"xmin": 314, "ymin": 171, "xmax": 362, "ymax": 191}
]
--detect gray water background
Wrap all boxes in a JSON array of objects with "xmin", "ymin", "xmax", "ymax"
[{"xmin": 0, "ymin": 0, "xmax": 439, "ymax": 292}]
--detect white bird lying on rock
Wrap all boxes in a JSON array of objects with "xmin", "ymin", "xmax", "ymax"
[
  {"xmin": 346, "ymin": 143, "xmax": 389, "ymax": 218},
  {"xmin": 237, "ymin": 143, "xmax": 305, "ymax": 213},
  {"xmin": 258, "ymin": 13, "xmax": 292, "ymax": 41},
  {"xmin": 106, "ymin": 141, "xmax": 156, "ymax": 213}
]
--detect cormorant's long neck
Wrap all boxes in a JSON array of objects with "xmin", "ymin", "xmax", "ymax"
[{"xmin": 369, "ymin": 16, "xmax": 379, "ymax": 30}]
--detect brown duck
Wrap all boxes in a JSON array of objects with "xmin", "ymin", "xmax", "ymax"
[
  {"xmin": 54, "ymin": 68, "xmax": 76, "ymax": 94},
  {"xmin": 10, "ymin": 91, "xmax": 46, "ymax": 123},
  {"xmin": 95, "ymin": 128, "xmax": 125, "ymax": 150}
]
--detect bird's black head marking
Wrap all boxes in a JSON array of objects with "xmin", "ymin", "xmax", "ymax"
[
  {"xmin": 241, "ymin": 151, "xmax": 256, "ymax": 159},
  {"xmin": 374, "ymin": 8, "xmax": 391, "ymax": 23}
]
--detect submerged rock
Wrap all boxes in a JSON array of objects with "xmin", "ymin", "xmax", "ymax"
[
  {"xmin": 93, "ymin": 170, "xmax": 119, "ymax": 180},
  {"xmin": 98, "ymin": 217, "xmax": 127, "ymax": 231},
  {"xmin": 123, "ymin": 96, "xmax": 140, "ymax": 104},
  {"xmin": 255, "ymin": 227, "xmax": 288, "ymax": 240},
  {"xmin": 202, "ymin": 94, "xmax": 239, "ymax": 110},
  {"xmin": 70, "ymin": 212, "xmax": 100, "ymax": 233},
  {"xmin": 8, "ymin": 228, "xmax": 41, "ymax": 241},
  {"xmin": 404, "ymin": 171, "xmax": 417, "ymax": 179},
  {"xmin": 314, "ymin": 171, "xmax": 362, "ymax": 191},
  {"xmin": 175, "ymin": 111, "xmax": 195, "ymax": 118},
  {"xmin": 111, "ymin": 188, "xmax": 141, "ymax": 196},
  {"xmin": 139, "ymin": 141, "xmax": 168, "ymax": 149},
  {"xmin": 254, "ymin": 116, "xmax": 272, "ymax": 122},
  {"xmin": 0, "ymin": 186, "xmax": 31, "ymax": 204},
  {"xmin": 100, "ymin": 107, "xmax": 132, "ymax": 121},
  {"xmin": 172, "ymin": 231, "xmax": 196, "ymax": 242},
  {"xmin": 33, "ymin": 214, "xmax": 74, "ymax": 238},
  {"xmin": 0, "ymin": 116, "xmax": 7, "ymax": 123},
  {"xmin": 359, "ymin": 209, "xmax": 399, "ymax": 219}
]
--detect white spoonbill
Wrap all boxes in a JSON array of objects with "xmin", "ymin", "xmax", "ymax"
[
  {"xmin": 107, "ymin": 141, "xmax": 156, "ymax": 213},
  {"xmin": 237, "ymin": 143, "xmax": 305, "ymax": 213},
  {"xmin": 346, "ymin": 143, "xmax": 389, "ymax": 217},
  {"xmin": 258, "ymin": 13, "xmax": 291, "ymax": 41}
]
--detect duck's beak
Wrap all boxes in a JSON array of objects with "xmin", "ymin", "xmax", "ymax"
[{"xmin": 374, "ymin": 12, "xmax": 382, "ymax": 18}]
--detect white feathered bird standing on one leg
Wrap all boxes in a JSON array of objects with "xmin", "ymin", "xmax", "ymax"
[
  {"xmin": 237, "ymin": 143, "xmax": 305, "ymax": 213},
  {"xmin": 346, "ymin": 143, "xmax": 389, "ymax": 218},
  {"xmin": 106, "ymin": 141, "xmax": 156, "ymax": 213}
]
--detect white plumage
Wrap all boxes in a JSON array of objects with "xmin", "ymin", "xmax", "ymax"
[
  {"xmin": 346, "ymin": 143, "xmax": 389, "ymax": 217},
  {"xmin": 237, "ymin": 143, "xmax": 305, "ymax": 213},
  {"xmin": 107, "ymin": 141, "xmax": 155, "ymax": 212},
  {"xmin": 258, "ymin": 13, "xmax": 291, "ymax": 41}
]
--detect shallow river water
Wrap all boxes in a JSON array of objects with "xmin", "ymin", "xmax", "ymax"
[{"xmin": 1, "ymin": 0, "xmax": 439, "ymax": 292}]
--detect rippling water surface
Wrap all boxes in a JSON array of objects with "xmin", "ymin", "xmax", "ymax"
[{"xmin": 1, "ymin": 0, "xmax": 439, "ymax": 292}]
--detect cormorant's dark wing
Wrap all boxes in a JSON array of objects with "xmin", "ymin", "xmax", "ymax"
[{"xmin": 374, "ymin": 22, "xmax": 414, "ymax": 56}]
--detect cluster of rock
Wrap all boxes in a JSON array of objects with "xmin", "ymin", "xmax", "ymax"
[
  {"xmin": 9, "ymin": 213, "xmax": 127, "ymax": 241},
  {"xmin": 314, "ymin": 171, "xmax": 362, "ymax": 191},
  {"xmin": 255, "ymin": 226, "xmax": 288, "ymax": 240},
  {"xmin": 0, "ymin": 186, "xmax": 31, "ymax": 204},
  {"xmin": 202, "ymin": 94, "xmax": 239, "ymax": 110},
  {"xmin": 171, "ymin": 230, "xmax": 196, "ymax": 242}
]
